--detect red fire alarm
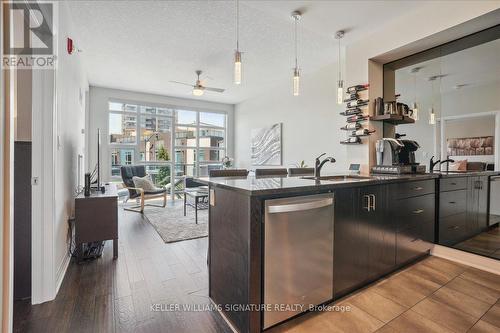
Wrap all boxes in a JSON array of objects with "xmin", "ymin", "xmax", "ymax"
[
  {"xmin": 67, "ymin": 37, "xmax": 81, "ymax": 54},
  {"xmin": 67, "ymin": 37, "xmax": 74, "ymax": 54}
]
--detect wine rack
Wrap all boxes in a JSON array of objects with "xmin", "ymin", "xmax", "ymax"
[{"xmin": 339, "ymin": 84, "xmax": 374, "ymax": 145}]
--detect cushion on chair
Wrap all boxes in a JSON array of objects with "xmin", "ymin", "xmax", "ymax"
[
  {"xmin": 144, "ymin": 187, "xmax": 167, "ymax": 195},
  {"xmin": 121, "ymin": 165, "xmax": 146, "ymax": 198},
  {"xmin": 132, "ymin": 174, "xmax": 157, "ymax": 192}
]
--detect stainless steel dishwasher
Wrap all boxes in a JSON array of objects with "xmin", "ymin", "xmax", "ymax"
[{"xmin": 263, "ymin": 193, "xmax": 334, "ymax": 329}]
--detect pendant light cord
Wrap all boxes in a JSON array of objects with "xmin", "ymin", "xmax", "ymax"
[
  {"xmin": 294, "ymin": 17, "xmax": 298, "ymax": 69},
  {"xmin": 338, "ymin": 37, "xmax": 341, "ymax": 80},
  {"xmin": 414, "ymin": 73, "xmax": 417, "ymax": 104},
  {"xmin": 236, "ymin": 0, "xmax": 239, "ymax": 51}
]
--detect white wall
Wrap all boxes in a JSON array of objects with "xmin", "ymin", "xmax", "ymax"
[
  {"xmin": 32, "ymin": 1, "xmax": 89, "ymax": 303},
  {"xmin": 87, "ymin": 86, "xmax": 234, "ymax": 181},
  {"xmin": 53, "ymin": 1, "xmax": 89, "ymax": 292},
  {"xmin": 234, "ymin": 2, "xmax": 500, "ymax": 172},
  {"xmin": 234, "ymin": 63, "xmax": 359, "ymax": 172},
  {"xmin": 397, "ymin": 82, "xmax": 500, "ymax": 164}
]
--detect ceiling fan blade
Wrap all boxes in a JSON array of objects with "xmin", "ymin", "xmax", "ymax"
[
  {"xmin": 169, "ymin": 81, "xmax": 195, "ymax": 87},
  {"xmin": 204, "ymin": 87, "xmax": 225, "ymax": 93}
]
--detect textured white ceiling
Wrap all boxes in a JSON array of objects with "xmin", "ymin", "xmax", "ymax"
[{"xmin": 67, "ymin": 0, "xmax": 426, "ymax": 104}]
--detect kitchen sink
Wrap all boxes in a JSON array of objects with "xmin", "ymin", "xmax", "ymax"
[{"xmin": 301, "ymin": 175, "xmax": 372, "ymax": 182}]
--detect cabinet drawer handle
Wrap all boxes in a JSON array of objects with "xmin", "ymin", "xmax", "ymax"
[
  {"xmin": 449, "ymin": 225, "xmax": 459, "ymax": 230},
  {"xmin": 370, "ymin": 194, "xmax": 376, "ymax": 211},
  {"xmin": 363, "ymin": 195, "xmax": 371, "ymax": 212},
  {"xmin": 450, "ymin": 182, "xmax": 457, "ymax": 185},
  {"xmin": 412, "ymin": 209, "xmax": 424, "ymax": 214},
  {"xmin": 449, "ymin": 201, "xmax": 456, "ymax": 204},
  {"xmin": 413, "ymin": 186, "xmax": 424, "ymax": 191}
]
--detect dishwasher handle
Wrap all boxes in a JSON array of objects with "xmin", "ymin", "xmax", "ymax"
[
  {"xmin": 267, "ymin": 197, "xmax": 333, "ymax": 214},
  {"xmin": 491, "ymin": 176, "xmax": 500, "ymax": 181}
]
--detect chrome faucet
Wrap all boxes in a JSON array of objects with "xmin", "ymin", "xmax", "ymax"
[{"xmin": 314, "ymin": 153, "xmax": 336, "ymax": 179}]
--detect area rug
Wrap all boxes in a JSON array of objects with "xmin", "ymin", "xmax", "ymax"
[{"xmin": 144, "ymin": 204, "xmax": 208, "ymax": 243}]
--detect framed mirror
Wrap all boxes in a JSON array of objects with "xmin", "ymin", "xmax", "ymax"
[{"xmin": 383, "ymin": 24, "xmax": 500, "ymax": 259}]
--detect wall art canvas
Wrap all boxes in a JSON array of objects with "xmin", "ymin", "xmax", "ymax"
[
  {"xmin": 251, "ymin": 123, "xmax": 282, "ymax": 165},
  {"xmin": 447, "ymin": 136, "xmax": 494, "ymax": 156}
]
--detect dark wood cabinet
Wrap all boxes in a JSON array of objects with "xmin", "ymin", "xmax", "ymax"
[
  {"xmin": 438, "ymin": 176, "xmax": 489, "ymax": 246},
  {"xmin": 334, "ymin": 188, "xmax": 367, "ymax": 297},
  {"xmin": 334, "ymin": 181, "xmax": 435, "ymax": 299},
  {"xmin": 359, "ymin": 185, "xmax": 395, "ymax": 281},
  {"xmin": 466, "ymin": 176, "xmax": 489, "ymax": 237},
  {"xmin": 389, "ymin": 181, "xmax": 435, "ymax": 266},
  {"xmin": 334, "ymin": 184, "xmax": 395, "ymax": 298}
]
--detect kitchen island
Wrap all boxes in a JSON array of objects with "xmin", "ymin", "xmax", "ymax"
[{"xmin": 200, "ymin": 171, "xmax": 497, "ymax": 333}]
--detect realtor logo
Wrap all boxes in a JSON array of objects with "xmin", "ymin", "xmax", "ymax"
[{"xmin": 2, "ymin": 1, "xmax": 57, "ymax": 69}]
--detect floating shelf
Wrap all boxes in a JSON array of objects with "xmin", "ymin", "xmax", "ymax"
[
  {"xmin": 371, "ymin": 114, "xmax": 415, "ymax": 125},
  {"xmin": 340, "ymin": 141, "xmax": 362, "ymax": 145},
  {"xmin": 339, "ymin": 111, "xmax": 363, "ymax": 116},
  {"xmin": 346, "ymin": 118, "xmax": 369, "ymax": 123}
]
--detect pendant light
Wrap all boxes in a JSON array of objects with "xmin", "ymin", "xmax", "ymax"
[
  {"xmin": 429, "ymin": 76, "xmax": 437, "ymax": 125},
  {"xmin": 335, "ymin": 30, "xmax": 345, "ymax": 104},
  {"xmin": 234, "ymin": 0, "xmax": 242, "ymax": 85},
  {"xmin": 411, "ymin": 67, "xmax": 420, "ymax": 120},
  {"xmin": 291, "ymin": 11, "xmax": 301, "ymax": 96}
]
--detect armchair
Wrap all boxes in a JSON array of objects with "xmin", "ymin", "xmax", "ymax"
[{"xmin": 120, "ymin": 165, "xmax": 167, "ymax": 213}]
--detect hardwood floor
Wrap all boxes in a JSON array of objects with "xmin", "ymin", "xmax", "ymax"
[
  {"xmin": 13, "ymin": 204, "xmax": 500, "ymax": 333},
  {"xmin": 270, "ymin": 256, "xmax": 500, "ymax": 333},
  {"xmin": 13, "ymin": 205, "xmax": 232, "ymax": 333}
]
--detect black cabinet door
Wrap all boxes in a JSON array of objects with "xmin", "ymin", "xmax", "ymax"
[
  {"xmin": 333, "ymin": 188, "xmax": 368, "ymax": 298},
  {"xmin": 359, "ymin": 185, "xmax": 395, "ymax": 281},
  {"xmin": 396, "ymin": 194, "xmax": 435, "ymax": 265},
  {"xmin": 466, "ymin": 176, "xmax": 489, "ymax": 237},
  {"xmin": 477, "ymin": 176, "xmax": 489, "ymax": 231},
  {"xmin": 466, "ymin": 177, "xmax": 479, "ymax": 237}
]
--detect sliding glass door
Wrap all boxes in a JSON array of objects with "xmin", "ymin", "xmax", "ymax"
[{"xmin": 108, "ymin": 101, "xmax": 226, "ymax": 199}]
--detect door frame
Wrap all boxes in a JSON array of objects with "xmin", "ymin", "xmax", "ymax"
[{"xmin": 1, "ymin": 1, "xmax": 14, "ymax": 331}]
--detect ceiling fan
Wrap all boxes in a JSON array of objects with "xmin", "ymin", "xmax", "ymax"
[{"xmin": 170, "ymin": 70, "xmax": 225, "ymax": 96}]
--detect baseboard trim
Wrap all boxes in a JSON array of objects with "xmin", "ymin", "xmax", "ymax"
[
  {"xmin": 431, "ymin": 245, "xmax": 500, "ymax": 275},
  {"xmin": 55, "ymin": 254, "xmax": 70, "ymax": 296}
]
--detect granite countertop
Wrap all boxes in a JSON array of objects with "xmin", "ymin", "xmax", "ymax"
[
  {"xmin": 432, "ymin": 170, "xmax": 500, "ymax": 178},
  {"xmin": 197, "ymin": 170, "xmax": 500, "ymax": 196},
  {"xmin": 196, "ymin": 173, "xmax": 440, "ymax": 196}
]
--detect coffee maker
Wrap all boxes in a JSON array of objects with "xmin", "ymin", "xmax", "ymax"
[{"xmin": 372, "ymin": 134, "xmax": 426, "ymax": 174}]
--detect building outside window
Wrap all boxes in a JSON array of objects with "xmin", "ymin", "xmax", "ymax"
[{"xmin": 108, "ymin": 101, "xmax": 227, "ymax": 197}]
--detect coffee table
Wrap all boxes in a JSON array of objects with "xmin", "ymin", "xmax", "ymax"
[{"xmin": 183, "ymin": 188, "xmax": 209, "ymax": 224}]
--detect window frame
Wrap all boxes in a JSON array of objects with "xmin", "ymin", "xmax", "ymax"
[{"xmin": 107, "ymin": 98, "xmax": 227, "ymax": 198}]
